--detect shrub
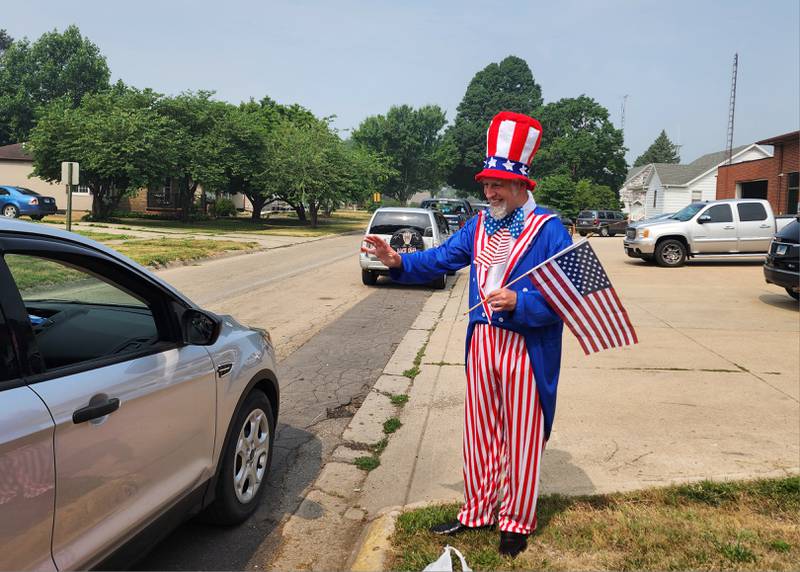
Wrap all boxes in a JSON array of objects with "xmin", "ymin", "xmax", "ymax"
[{"xmin": 210, "ymin": 198, "xmax": 237, "ymax": 218}]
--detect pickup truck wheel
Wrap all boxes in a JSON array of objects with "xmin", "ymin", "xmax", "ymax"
[
  {"xmin": 578, "ymin": 231, "xmax": 587, "ymax": 237},
  {"xmin": 205, "ymin": 390, "xmax": 274, "ymax": 525},
  {"xmin": 655, "ymin": 239, "xmax": 686, "ymax": 267},
  {"xmin": 361, "ymin": 270, "xmax": 378, "ymax": 286},
  {"xmin": 786, "ymin": 288, "xmax": 799, "ymax": 301},
  {"xmin": 600, "ymin": 226, "xmax": 610, "ymax": 237}
]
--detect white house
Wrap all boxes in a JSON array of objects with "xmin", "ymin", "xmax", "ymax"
[{"xmin": 620, "ymin": 144, "xmax": 773, "ymax": 221}]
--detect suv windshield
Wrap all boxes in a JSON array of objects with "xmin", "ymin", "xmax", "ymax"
[
  {"xmin": 578, "ymin": 211, "xmax": 597, "ymax": 219},
  {"xmin": 369, "ymin": 211, "xmax": 432, "ymax": 235},
  {"xmin": 672, "ymin": 203, "xmax": 706, "ymax": 221},
  {"xmin": 423, "ymin": 201, "xmax": 466, "ymax": 215}
]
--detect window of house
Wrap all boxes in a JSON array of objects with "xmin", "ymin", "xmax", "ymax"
[
  {"xmin": 691, "ymin": 189, "xmax": 703, "ymax": 202},
  {"xmin": 788, "ymin": 172, "xmax": 799, "ymax": 215},
  {"xmin": 147, "ymin": 178, "xmax": 178, "ymax": 209},
  {"xmin": 72, "ymin": 185, "xmax": 91, "ymax": 194}
]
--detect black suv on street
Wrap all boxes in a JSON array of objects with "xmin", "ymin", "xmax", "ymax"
[
  {"xmin": 576, "ymin": 209, "xmax": 628, "ymax": 237},
  {"xmin": 420, "ymin": 198, "xmax": 475, "ymax": 232},
  {"xmin": 764, "ymin": 217, "xmax": 799, "ymax": 300}
]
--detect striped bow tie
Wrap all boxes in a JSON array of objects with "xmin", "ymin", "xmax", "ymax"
[{"xmin": 484, "ymin": 207, "xmax": 525, "ymax": 239}]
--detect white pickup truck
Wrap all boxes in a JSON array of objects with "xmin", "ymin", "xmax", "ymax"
[{"xmin": 623, "ymin": 199, "xmax": 796, "ymax": 267}]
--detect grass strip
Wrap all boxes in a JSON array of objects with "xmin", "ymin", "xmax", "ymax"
[
  {"xmin": 114, "ymin": 237, "xmax": 259, "ymax": 266},
  {"xmin": 389, "ymin": 476, "xmax": 800, "ymax": 571}
]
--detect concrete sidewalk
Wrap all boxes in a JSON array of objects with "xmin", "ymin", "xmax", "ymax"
[{"xmin": 349, "ymin": 237, "xmax": 799, "ymax": 570}]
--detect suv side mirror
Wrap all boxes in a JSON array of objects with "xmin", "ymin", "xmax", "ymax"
[
  {"xmin": 182, "ymin": 308, "xmax": 222, "ymax": 346},
  {"xmin": 697, "ymin": 215, "xmax": 711, "ymax": 224},
  {"xmin": 423, "ymin": 227, "xmax": 433, "ymax": 237}
]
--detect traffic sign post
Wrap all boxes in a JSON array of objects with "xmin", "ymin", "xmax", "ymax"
[{"xmin": 61, "ymin": 162, "xmax": 79, "ymax": 231}]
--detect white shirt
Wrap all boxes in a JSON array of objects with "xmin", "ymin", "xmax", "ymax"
[{"xmin": 485, "ymin": 192, "xmax": 537, "ymax": 293}]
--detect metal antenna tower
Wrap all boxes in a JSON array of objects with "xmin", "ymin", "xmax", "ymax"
[
  {"xmin": 620, "ymin": 94, "xmax": 628, "ymax": 134},
  {"xmin": 726, "ymin": 53, "xmax": 738, "ymax": 164}
]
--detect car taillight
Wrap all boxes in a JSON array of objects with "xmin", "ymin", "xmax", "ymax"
[
  {"xmin": 593, "ymin": 218, "xmax": 599, "ymax": 225},
  {"xmin": 459, "ymin": 219, "xmax": 465, "ymax": 228},
  {"xmin": 29, "ymin": 198, "xmax": 39, "ymax": 205}
]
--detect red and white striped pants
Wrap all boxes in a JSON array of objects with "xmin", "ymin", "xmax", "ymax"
[{"xmin": 457, "ymin": 323, "xmax": 545, "ymax": 535}]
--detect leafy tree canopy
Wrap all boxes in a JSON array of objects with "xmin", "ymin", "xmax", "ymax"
[
  {"xmin": 534, "ymin": 95, "xmax": 628, "ymax": 190},
  {"xmin": 351, "ymin": 104, "xmax": 451, "ymax": 204},
  {"xmin": 28, "ymin": 82, "xmax": 179, "ymax": 220},
  {"xmin": 445, "ymin": 55, "xmax": 543, "ymax": 192},
  {"xmin": 0, "ymin": 25, "xmax": 110, "ymax": 145},
  {"xmin": 536, "ymin": 175, "xmax": 619, "ymax": 219},
  {"xmin": 0, "ymin": 30, "xmax": 12, "ymax": 53},
  {"xmin": 633, "ymin": 129, "xmax": 680, "ymax": 167}
]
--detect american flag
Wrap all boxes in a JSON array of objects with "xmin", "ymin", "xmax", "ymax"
[{"xmin": 529, "ymin": 240, "xmax": 638, "ymax": 355}]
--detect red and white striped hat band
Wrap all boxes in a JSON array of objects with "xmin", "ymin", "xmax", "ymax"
[{"xmin": 475, "ymin": 111, "xmax": 543, "ymax": 189}]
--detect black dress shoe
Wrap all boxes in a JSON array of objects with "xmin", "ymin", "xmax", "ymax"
[
  {"xmin": 499, "ymin": 531, "xmax": 528, "ymax": 558},
  {"xmin": 430, "ymin": 520, "xmax": 493, "ymax": 535}
]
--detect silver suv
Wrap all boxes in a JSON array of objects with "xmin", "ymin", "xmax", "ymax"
[
  {"xmin": 0, "ymin": 219, "xmax": 279, "ymax": 571},
  {"xmin": 359, "ymin": 207, "xmax": 451, "ymax": 288}
]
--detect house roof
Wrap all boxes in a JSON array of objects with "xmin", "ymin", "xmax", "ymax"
[
  {"xmin": 623, "ymin": 145, "xmax": 755, "ymax": 187},
  {"xmin": 756, "ymin": 130, "xmax": 799, "ymax": 146},
  {"xmin": 0, "ymin": 143, "xmax": 32, "ymax": 162}
]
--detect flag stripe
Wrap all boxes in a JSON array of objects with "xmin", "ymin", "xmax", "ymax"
[
  {"xmin": 547, "ymin": 264, "xmax": 611, "ymax": 350},
  {"xmin": 519, "ymin": 126, "xmax": 541, "ymax": 165},
  {"xmin": 494, "ymin": 120, "xmax": 517, "ymax": 158},
  {"xmin": 507, "ymin": 122, "xmax": 532, "ymax": 163}
]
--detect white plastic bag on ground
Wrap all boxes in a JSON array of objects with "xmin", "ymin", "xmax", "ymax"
[{"xmin": 423, "ymin": 545, "xmax": 472, "ymax": 572}]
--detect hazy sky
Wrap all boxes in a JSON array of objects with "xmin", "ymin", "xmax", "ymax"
[{"xmin": 4, "ymin": 0, "xmax": 799, "ymax": 165}]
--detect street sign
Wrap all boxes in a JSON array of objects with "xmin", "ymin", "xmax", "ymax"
[
  {"xmin": 60, "ymin": 162, "xmax": 80, "ymax": 185},
  {"xmin": 61, "ymin": 162, "xmax": 80, "ymax": 231}
]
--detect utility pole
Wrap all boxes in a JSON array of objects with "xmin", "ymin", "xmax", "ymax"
[{"xmin": 726, "ymin": 53, "xmax": 738, "ymax": 165}]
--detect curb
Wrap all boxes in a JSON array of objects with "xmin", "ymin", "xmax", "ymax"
[{"xmin": 348, "ymin": 509, "xmax": 400, "ymax": 572}]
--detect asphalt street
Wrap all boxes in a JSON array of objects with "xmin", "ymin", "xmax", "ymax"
[{"xmin": 135, "ymin": 236, "xmax": 435, "ymax": 570}]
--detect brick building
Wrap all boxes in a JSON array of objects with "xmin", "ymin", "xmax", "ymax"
[{"xmin": 716, "ymin": 130, "xmax": 799, "ymax": 215}]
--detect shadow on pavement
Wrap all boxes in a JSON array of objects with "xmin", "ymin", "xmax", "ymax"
[
  {"xmin": 758, "ymin": 293, "xmax": 800, "ymax": 311},
  {"xmin": 133, "ymin": 423, "xmax": 321, "ymax": 571}
]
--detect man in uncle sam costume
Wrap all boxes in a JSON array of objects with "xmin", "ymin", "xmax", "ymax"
[{"xmin": 362, "ymin": 111, "xmax": 573, "ymax": 558}]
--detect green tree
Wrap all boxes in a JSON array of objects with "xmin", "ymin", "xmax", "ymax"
[
  {"xmin": 445, "ymin": 55, "xmax": 543, "ymax": 192},
  {"xmin": 351, "ymin": 104, "xmax": 451, "ymax": 204},
  {"xmin": 535, "ymin": 174, "xmax": 577, "ymax": 218},
  {"xmin": 534, "ymin": 95, "xmax": 627, "ymax": 190},
  {"xmin": 573, "ymin": 179, "xmax": 620, "ymax": 211},
  {"xmin": 0, "ymin": 30, "xmax": 12, "ymax": 53},
  {"xmin": 28, "ymin": 84, "xmax": 179, "ymax": 220},
  {"xmin": 633, "ymin": 129, "xmax": 680, "ymax": 166},
  {"xmin": 156, "ymin": 91, "xmax": 233, "ymax": 219},
  {"xmin": 0, "ymin": 25, "xmax": 110, "ymax": 145}
]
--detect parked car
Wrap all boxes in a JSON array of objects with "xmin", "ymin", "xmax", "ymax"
[
  {"xmin": 623, "ymin": 199, "xmax": 795, "ymax": 267},
  {"xmin": 360, "ymin": 207, "xmax": 450, "ymax": 288},
  {"xmin": 764, "ymin": 217, "xmax": 799, "ymax": 300},
  {"xmin": 420, "ymin": 198, "xmax": 475, "ymax": 231},
  {"xmin": 0, "ymin": 219, "xmax": 280, "ymax": 571},
  {"xmin": 0, "ymin": 185, "xmax": 58, "ymax": 220},
  {"xmin": 575, "ymin": 209, "xmax": 628, "ymax": 237}
]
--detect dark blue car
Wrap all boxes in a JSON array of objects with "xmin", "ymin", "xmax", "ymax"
[{"xmin": 0, "ymin": 185, "xmax": 58, "ymax": 220}]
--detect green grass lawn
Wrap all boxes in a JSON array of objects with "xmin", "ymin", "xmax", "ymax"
[
  {"xmin": 106, "ymin": 210, "xmax": 372, "ymax": 237},
  {"xmin": 6, "ymin": 237, "xmax": 260, "ymax": 292},
  {"xmin": 390, "ymin": 476, "xmax": 800, "ymax": 571}
]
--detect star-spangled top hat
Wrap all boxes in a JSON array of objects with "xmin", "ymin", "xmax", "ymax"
[{"xmin": 474, "ymin": 111, "xmax": 543, "ymax": 190}]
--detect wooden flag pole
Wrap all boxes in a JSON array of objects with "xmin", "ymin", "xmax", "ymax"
[{"xmin": 463, "ymin": 238, "xmax": 589, "ymax": 315}]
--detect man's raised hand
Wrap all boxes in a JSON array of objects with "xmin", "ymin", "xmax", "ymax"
[{"xmin": 361, "ymin": 235, "xmax": 402, "ymax": 268}]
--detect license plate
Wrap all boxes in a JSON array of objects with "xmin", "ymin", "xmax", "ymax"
[{"xmin": 776, "ymin": 244, "xmax": 788, "ymax": 255}]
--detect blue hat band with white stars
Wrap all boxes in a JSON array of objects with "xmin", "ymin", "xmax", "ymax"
[{"xmin": 482, "ymin": 155, "xmax": 529, "ymax": 177}]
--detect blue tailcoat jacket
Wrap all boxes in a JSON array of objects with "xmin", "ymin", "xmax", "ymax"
[{"xmin": 390, "ymin": 207, "xmax": 573, "ymax": 439}]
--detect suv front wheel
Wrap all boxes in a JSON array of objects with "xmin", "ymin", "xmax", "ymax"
[
  {"xmin": 361, "ymin": 269, "xmax": 378, "ymax": 286},
  {"xmin": 205, "ymin": 390, "xmax": 275, "ymax": 525},
  {"xmin": 655, "ymin": 239, "xmax": 687, "ymax": 267}
]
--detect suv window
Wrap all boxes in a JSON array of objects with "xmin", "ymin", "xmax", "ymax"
[
  {"xmin": 369, "ymin": 211, "xmax": 432, "ymax": 235},
  {"xmin": 737, "ymin": 202, "xmax": 768, "ymax": 222},
  {"xmin": 578, "ymin": 211, "xmax": 596, "ymax": 219},
  {"xmin": 4, "ymin": 253, "xmax": 159, "ymax": 372},
  {"xmin": 703, "ymin": 204, "xmax": 733, "ymax": 223}
]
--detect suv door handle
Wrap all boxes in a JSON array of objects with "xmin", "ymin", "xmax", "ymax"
[
  {"xmin": 723, "ymin": 226, "xmax": 735, "ymax": 230},
  {"xmin": 759, "ymin": 224, "xmax": 771, "ymax": 228},
  {"xmin": 73, "ymin": 398, "xmax": 120, "ymax": 424}
]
